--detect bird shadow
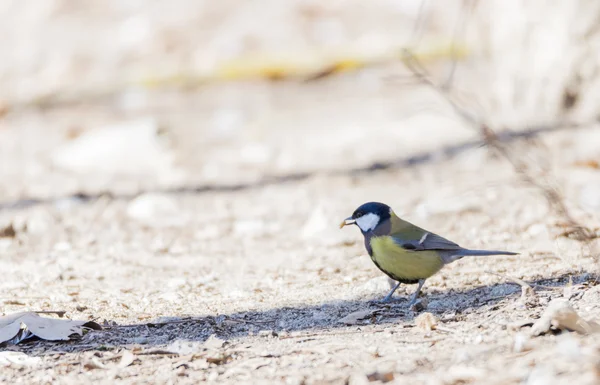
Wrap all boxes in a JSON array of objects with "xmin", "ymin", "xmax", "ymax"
[{"xmin": 10, "ymin": 272, "xmax": 593, "ymax": 356}]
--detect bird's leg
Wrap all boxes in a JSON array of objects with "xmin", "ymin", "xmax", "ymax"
[
  {"xmin": 381, "ymin": 281, "xmax": 402, "ymax": 303},
  {"xmin": 408, "ymin": 279, "xmax": 426, "ymax": 307}
]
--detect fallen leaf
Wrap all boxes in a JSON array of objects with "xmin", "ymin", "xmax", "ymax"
[
  {"xmin": 206, "ymin": 353, "xmax": 232, "ymax": 365},
  {"xmin": 0, "ymin": 223, "xmax": 16, "ymax": 238},
  {"xmin": 0, "ymin": 312, "xmax": 101, "ymax": 345},
  {"xmin": 84, "ymin": 358, "xmax": 106, "ymax": 370},
  {"xmin": 531, "ymin": 299, "xmax": 600, "ymax": 336},
  {"xmin": 204, "ymin": 334, "xmax": 226, "ymax": 349},
  {"xmin": 415, "ymin": 312, "xmax": 438, "ymax": 331},
  {"xmin": 366, "ymin": 371, "xmax": 394, "ymax": 382},
  {"xmin": 338, "ymin": 309, "xmax": 379, "ymax": 325}
]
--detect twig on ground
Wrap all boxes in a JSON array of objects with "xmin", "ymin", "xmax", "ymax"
[
  {"xmin": 484, "ymin": 271, "xmax": 532, "ymax": 290},
  {"xmin": 484, "ymin": 271, "xmax": 562, "ymax": 291},
  {"xmin": 484, "ymin": 271, "xmax": 539, "ymax": 303}
]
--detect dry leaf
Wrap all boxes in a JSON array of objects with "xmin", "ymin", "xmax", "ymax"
[
  {"xmin": 0, "ymin": 311, "xmax": 101, "ymax": 344},
  {"xmin": 531, "ymin": 299, "xmax": 600, "ymax": 336},
  {"xmin": 204, "ymin": 334, "xmax": 226, "ymax": 350},
  {"xmin": 338, "ymin": 309, "xmax": 379, "ymax": 325},
  {"xmin": 206, "ymin": 353, "xmax": 232, "ymax": 365},
  {"xmin": 415, "ymin": 312, "xmax": 438, "ymax": 331},
  {"xmin": 84, "ymin": 358, "xmax": 106, "ymax": 370},
  {"xmin": 0, "ymin": 223, "xmax": 16, "ymax": 238},
  {"xmin": 366, "ymin": 371, "xmax": 394, "ymax": 383}
]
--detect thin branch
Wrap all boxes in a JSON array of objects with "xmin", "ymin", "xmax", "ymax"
[
  {"xmin": 400, "ymin": 48, "xmax": 598, "ymax": 243},
  {"xmin": 443, "ymin": 0, "xmax": 475, "ymax": 89}
]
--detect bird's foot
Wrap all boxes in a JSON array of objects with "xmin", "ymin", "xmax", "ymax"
[
  {"xmin": 369, "ymin": 296, "xmax": 404, "ymax": 307},
  {"xmin": 369, "ymin": 299, "xmax": 390, "ymax": 306}
]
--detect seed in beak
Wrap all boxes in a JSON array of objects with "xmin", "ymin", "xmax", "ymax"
[{"xmin": 339, "ymin": 218, "xmax": 355, "ymax": 229}]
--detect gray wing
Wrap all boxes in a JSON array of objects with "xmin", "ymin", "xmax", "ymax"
[
  {"xmin": 392, "ymin": 232, "xmax": 514, "ymax": 264},
  {"xmin": 392, "ymin": 231, "xmax": 462, "ymax": 251},
  {"xmin": 392, "ymin": 232, "xmax": 465, "ymax": 264}
]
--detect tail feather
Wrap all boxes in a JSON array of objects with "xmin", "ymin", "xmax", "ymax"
[
  {"xmin": 459, "ymin": 249, "xmax": 518, "ymax": 257},
  {"xmin": 442, "ymin": 248, "xmax": 518, "ymax": 264}
]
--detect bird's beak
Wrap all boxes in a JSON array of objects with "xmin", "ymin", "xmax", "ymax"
[{"xmin": 339, "ymin": 217, "xmax": 355, "ymax": 229}]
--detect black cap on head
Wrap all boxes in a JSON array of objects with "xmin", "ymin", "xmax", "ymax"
[{"xmin": 352, "ymin": 202, "xmax": 391, "ymax": 221}]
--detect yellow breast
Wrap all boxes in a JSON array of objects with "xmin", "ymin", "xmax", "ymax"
[{"xmin": 369, "ymin": 236, "xmax": 445, "ymax": 280}]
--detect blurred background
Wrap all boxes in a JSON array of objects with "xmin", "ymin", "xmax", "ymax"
[
  {"xmin": 1, "ymin": 0, "xmax": 599, "ymax": 202},
  {"xmin": 2, "ymin": 2, "xmax": 600, "ymax": 382}
]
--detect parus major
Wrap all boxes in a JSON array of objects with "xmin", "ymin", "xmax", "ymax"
[{"xmin": 340, "ymin": 202, "xmax": 517, "ymax": 306}]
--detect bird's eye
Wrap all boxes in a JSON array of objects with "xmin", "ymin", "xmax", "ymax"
[{"xmin": 353, "ymin": 211, "xmax": 363, "ymax": 218}]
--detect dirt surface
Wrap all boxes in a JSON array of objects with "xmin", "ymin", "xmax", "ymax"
[{"xmin": 2, "ymin": 2, "xmax": 600, "ymax": 384}]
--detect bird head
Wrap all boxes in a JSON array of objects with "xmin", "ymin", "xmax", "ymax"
[{"xmin": 339, "ymin": 202, "xmax": 392, "ymax": 233}]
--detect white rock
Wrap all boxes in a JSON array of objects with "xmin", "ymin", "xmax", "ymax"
[
  {"xmin": 233, "ymin": 219, "xmax": 279, "ymax": 238},
  {"xmin": 52, "ymin": 242, "xmax": 72, "ymax": 252},
  {"xmin": 301, "ymin": 207, "xmax": 329, "ymax": 238},
  {"xmin": 51, "ymin": 119, "xmax": 184, "ymax": 184},
  {"xmin": 233, "ymin": 219, "xmax": 265, "ymax": 236},
  {"xmin": 579, "ymin": 183, "xmax": 600, "ymax": 213},
  {"xmin": 158, "ymin": 291, "xmax": 180, "ymax": 302},
  {"xmin": 513, "ymin": 333, "xmax": 532, "ymax": 353},
  {"xmin": 25, "ymin": 210, "xmax": 54, "ymax": 235},
  {"xmin": 526, "ymin": 223, "xmax": 547, "ymax": 237},
  {"xmin": 126, "ymin": 193, "xmax": 184, "ymax": 227},
  {"xmin": 239, "ymin": 142, "xmax": 271, "ymax": 165},
  {"xmin": 167, "ymin": 277, "xmax": 187, "ymax": 288},
  {"xmin": 204, "ymin": 335, "xmax": 225, "ymax": 349}
]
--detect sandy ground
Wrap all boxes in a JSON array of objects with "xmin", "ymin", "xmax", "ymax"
[{"xmin": 2, "ymin": 1, "xmax": 600, "ymax": 384}]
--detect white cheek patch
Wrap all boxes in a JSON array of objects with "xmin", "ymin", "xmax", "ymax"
[{"xmin": 355, "ymin": 213, "xmax": 380, "ymax": 232}]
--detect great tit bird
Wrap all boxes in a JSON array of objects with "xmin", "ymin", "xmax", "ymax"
[{"xmin": 340, "ymin": 202, "xmax": 517, "ymax": 306}]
